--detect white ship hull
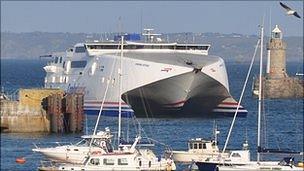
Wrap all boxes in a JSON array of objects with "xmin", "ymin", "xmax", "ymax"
[
  {"xmin": 44, "ymin": 41, "xmax": 247, "ymax": 117},
  {"xmin": 33, "ymin": 146, "xmax": 101, "ymax": 164}
]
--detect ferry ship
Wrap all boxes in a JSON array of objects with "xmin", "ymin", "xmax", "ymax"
[{"xmin": 43, "ymin": 29, "xmax": 247, "ymax": 117}]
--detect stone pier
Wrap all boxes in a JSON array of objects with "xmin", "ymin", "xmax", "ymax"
[{"xmin": 0, "ymin": 88, "xmax": 84, "ymax": 133}]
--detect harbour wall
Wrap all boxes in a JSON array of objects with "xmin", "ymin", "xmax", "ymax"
[
  {"xmin": 0, "ymin": 88, "xmax": 84, "ymax": 133},
  {"xmin": 253, "ymin": 76, "xmax": 304, "ymax": 98},
  {"xmin": 0, "ymin": 101, "xmax": 50, "ymax": 132}
]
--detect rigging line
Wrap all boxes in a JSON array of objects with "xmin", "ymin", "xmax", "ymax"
[
  {"xmin": 130, "ymin": 114, "xmax": 139, "ymax": 137},
  {"xmin": 222, "ymin": 38, "xmax": 260, "ymax": 154},
  {"xmin": 88, "ymin": 59, "xmax": 116, "ymax": 152},
  {"xmin": 88, "ymin": 42, "xmax": 121, "ymax": 152},
  {"xmin": 133, "ymin": 115, "xmax": 152, "ymax": 144},
  {"xmin": 142, "ymin": 88, "xmax": 157, "ymax": 136},
  {"xmin": 138, "ymin": 88, "xmax": 154, "ymax": 138}
]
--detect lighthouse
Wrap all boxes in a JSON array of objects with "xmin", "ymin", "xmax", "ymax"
[
  {"xmin": 266, "ymin": 25, "xmax": 287, "ymax": 78},
  {"xmin": 253, "ymin": 25, "xmax": 303, "ymax": 98}
]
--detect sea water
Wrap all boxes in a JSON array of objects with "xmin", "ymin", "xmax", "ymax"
[{"xmin": 1, "ymin": 59, "xmax": 303, "ymax": 171}]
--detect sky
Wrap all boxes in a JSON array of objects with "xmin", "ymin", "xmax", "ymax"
[{"xmin": 1, "ymin": 1, "xmax": 303, "ymax": 36}]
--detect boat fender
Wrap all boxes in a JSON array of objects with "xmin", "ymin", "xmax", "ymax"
[{"xmin": 16, "ymin": 157, "xmax": 26, "ymax": 164}]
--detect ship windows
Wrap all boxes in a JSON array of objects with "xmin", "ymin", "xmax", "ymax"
[
  {"xmin": 86, "ymin": 44, "xmax": 208, "ymax": 51},
  {"xmin": 118, "ymin": 158, "xmax": 128, "ymax": 165},
  {"xmin": 194, "ymin": 143, "xmax": 198, "ymax": 149},
  {"xmin": 103, "ymin": 158, "xmax": 115, "ymax": 165},
  {"xmin": 203, "ymin": 143, "xmax": 207, "ymax": 149},
  {"xmin": 54, "ymin": 57, "xmax": 59, "ymax": 63},
  {"xmin": 59, "ymin": 76, "xmax": 63, "ymax": 83},
  {"xmin": 64, "ymin": 76, "xmax": 69, "ymax": 83},
  {"xmin": 71, "ymin": 61, "xmax": 87, "ymax": 68},
  {"xmin": 175, "ymin": 45, "xmax": 209, "ymax": 50},
  {"xmin": 90, "ymin": 158, "xmax": 100, "ymax": 165},
  {"xmin": 189, "ymin": 143, "xmax": 193, "ymax": 149},
  {"xmin": 198, "ymin": 143, "xmax": 202, "ymax": 149},
  {"xmin": 87, "ymin": 45, "xmax": 120, "ymax": 49},
  {"xmin": 88, "ymin": 44, "xmax": 144, "ymax": 50},
  {"xmin": 75, "ymin": 46, "xmax": 86, "ymax": 53},
  {"xmin": 231, "ymin": 153, "xmax": 241, "ymax": 158}
]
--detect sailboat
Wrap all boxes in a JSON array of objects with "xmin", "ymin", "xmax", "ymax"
[
  {"xmin": 195, "ymin": 23, "xmax": 303, "ymax": 171},
  {"xmin": 37, "ymin": 35, "xmax": 176, "ymax": 171}
]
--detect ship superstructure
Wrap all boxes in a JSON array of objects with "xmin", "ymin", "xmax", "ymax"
[{"xmin": 44, "ymin": 29, "xmax": 247, "ymax": 117}]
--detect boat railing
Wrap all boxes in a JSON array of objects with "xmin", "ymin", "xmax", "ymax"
[{"xmin": 33, "ymin": 141, "xmax": 74, "ymax": 149}]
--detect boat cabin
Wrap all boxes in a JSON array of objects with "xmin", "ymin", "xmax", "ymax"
[{"xmin": 188, "ymin": 138, "xmax": 219, "ymax": 153}]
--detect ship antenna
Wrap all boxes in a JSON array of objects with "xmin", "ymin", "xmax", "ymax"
[
  {"xmin": 118, "ymin": 16, "xmax": 123, "ymax": 35},
  {"xmin": 140, "ymin": 9, "xmax": 143, "ymax": 34}
]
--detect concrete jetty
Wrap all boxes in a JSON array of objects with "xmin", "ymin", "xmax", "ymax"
[{"xmin": 0, "ymin": 88, "xmax": 84, "ymax": 133}]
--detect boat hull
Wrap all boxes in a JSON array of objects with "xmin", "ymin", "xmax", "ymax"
[
  {"xmin": 45, "ymin": 51, "xmax": 247, "ymax": 118},
  {"xmin": 123, "ymin": 70, "xmax": 230, "ymax": 117},
  {"xmin": 170, "ymin": 151, "xmax": 225, "ymax": 164},
  {"xmin": 195, "ymin": 161, "xmax": 304, "ymax": 171},
  {"xmin": 33, "ymin": 146, "xmax": 103, "ymax": 164}
]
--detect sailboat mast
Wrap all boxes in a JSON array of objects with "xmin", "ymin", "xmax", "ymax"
[
  {"xmin": 257, "ymin": 23, "xmax": 264, "ymax": 163},
  {"xmin": 118, "ymin": 35, "xmax": 124, "ymax": 147},
  {"xmin": 214, "ymin": 121, "xmax": 218, "ymax": 145}
]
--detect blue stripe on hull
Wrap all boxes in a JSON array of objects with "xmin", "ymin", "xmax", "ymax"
[
  {"xmin": 84, "ymin": 107, "xmax": 247, "ymax": 118},
  {"xmin": 85, "ymin": 109, "xmax": 134, "ymax": 118}
]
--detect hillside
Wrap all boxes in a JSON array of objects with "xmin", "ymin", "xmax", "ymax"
[{"xmin": 1, "ymin": 32, "xmax": 303, "ymax": 62}]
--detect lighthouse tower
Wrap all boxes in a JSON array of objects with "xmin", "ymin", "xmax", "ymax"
[
  {"xmin": 253, "ymin": 25, "xmax": 303, "ymax": 98},
  {"xmin": 266, "ymin": 25, "xmax": 287, "ymax": 78}
]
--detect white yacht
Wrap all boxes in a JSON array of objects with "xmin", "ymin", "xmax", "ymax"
[
  {"xmin": 38, "ymin": 136, "xmax": 176, "ymax": 171},
  {"xmin": 170, "ymin": 138, "xmax": 225, "ymax": 164},
  {"xmin": 43, "ymin": 29, "xmax": 247, "ymax": 117},
  {"xmin": 169, "ymin": 125, "xmax": 249, "ymax": 164},
  {"xmin": 33, "ymin": 128, "xmax": 114, "ymax": 164}
]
